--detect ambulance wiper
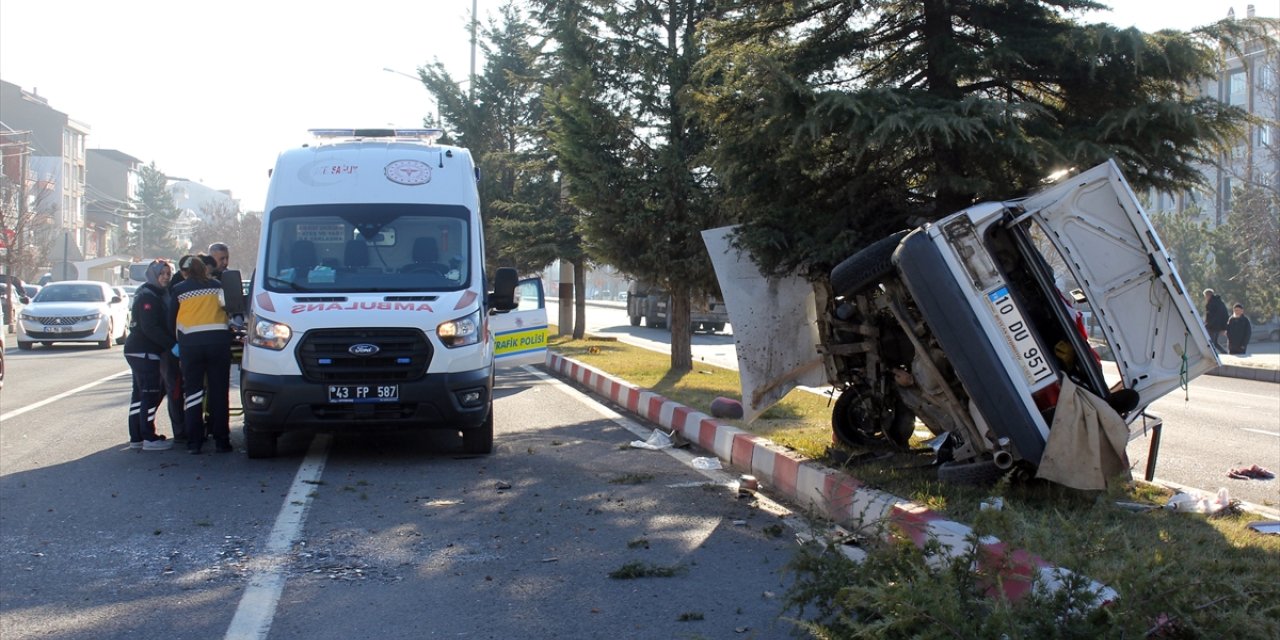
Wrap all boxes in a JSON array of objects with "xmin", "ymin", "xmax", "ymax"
[{"xmin": 264, "ymin": 275, "xmax": 313, "ymax": 292}]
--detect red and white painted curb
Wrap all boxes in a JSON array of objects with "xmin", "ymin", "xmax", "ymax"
[{"xmin": 547, "ymin": 352, "xmax": 1116, "ymax": 602}]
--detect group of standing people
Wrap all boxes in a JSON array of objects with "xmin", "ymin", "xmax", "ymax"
[
  {"xmin": 123, "ymin": 243, "xmax": 237, "ymax": 454},
  {"xmin": 1203, "ymin": 288, "xmax": 1252, "ymax": 355}
]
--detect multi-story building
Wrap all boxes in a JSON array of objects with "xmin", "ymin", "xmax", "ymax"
[
  {"xmin": 1155, "ymin": 4, "xmax": 1279, "ymax": 225},
  {"xmin": 85, "ymin": 149, "xmax": 142, "ymax": 261},
  {"xmin": 0, "ymin": 80, "xmax": 89, "ymax": 254}
]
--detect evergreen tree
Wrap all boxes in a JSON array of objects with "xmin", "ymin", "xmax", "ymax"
[
  {"xmin": 692, "ymin": 1, "xmax": 1270, "ymax": 277},
  {"xmin": 420, "ymin": 2, "xmax": 589, "ymax": 337},
  {"xmin": 132, "ymin": 163, "xmax": 183, "ymax": 258},
  {"xmin": 536, "ymin": 0, "xmax": 730, "ymax": 370}
]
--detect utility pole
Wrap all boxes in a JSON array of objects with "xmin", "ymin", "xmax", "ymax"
[{"xmin": 469, "ymin": 0, "xmax": 478, "ymax": 104}]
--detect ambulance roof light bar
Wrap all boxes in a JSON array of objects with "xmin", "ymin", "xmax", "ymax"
[{"xmin": 307, "ymin": 128, "xmax": 444, "ymax": 144}]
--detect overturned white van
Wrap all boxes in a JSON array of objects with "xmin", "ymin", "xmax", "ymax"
[
  {"xmin": 706, "ymin": 161, "xmax": 1218, "ymax": 488},
  {"xmin": 239, "ymin": 128, "xmax": 547, "ymax": 457}
]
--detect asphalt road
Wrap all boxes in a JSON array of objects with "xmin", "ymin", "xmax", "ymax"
[
  {"xmin": 551, "ymin": 300, "xmax": 1280, "ymax": 512},
  {"xmin": 0, "ymin": 342, "xmax": 803, "ymax": 639}
]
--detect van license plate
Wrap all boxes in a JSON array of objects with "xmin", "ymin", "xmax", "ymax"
[
  {"xmin": 328, "ymin": 384, "xmax": 399, "ymax": 403},
  {"xmin": 987, "ymin": 287, "xmax": 1054, "ymax": 386}
]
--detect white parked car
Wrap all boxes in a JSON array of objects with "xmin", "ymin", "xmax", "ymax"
[{"xmin": 16, "ymin": 280, "xmax": 130, "ymax": 350}]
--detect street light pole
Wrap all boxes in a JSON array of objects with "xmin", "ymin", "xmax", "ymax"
[{"xmin": 469, "ymin": 0, "xmax": 478, "ymax": 104}]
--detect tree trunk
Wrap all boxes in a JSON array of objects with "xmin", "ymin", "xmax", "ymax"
[
  {"xmin": 558, "ymin": 260, "xmax": 573, "ymax": 336},
  {"xmin": 668, "ymin": 284, "xmax": 692, "ymax": 371},
  {"xmin": 573, "ymin": 261, "xmax": 587, "ymax": 339}
]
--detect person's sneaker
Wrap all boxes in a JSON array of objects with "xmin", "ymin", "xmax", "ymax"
[
  {"xmin": 143, "ymin": 439, "xmax": 173, "ymax": 451},
  {"xmin": 215, "ymin": 440, "xmax": 234, "ymax": 453},
  {"xmin": 128, "ymin": 441, "xmax": 144, "ymax": 450}
]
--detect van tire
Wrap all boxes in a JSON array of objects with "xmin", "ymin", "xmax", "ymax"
[
  {"xmin": 245, "ymin": 425, "xmax": 278, "ymax": 459},
  {"xmin": 936, "ymin": 459, "xmax": 1006, "ymax": 486},
  {"xmin": 830, "ymin": 230, "xmax": 910, "ymax": 297},
  {"xmin": 831, "ymin": 386, "xmax": 910, "ymax": 448},
  {"xmin": 629, "ymin": 315, "xmax": 641, "ymax": 327},
  {"xmin": 463, "ymin": 408, "xmax": 494, "ymax": 454}
]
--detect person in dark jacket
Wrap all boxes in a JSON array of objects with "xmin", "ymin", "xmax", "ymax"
[
  {"xmin": 1226, "ymin": 303, "xmax": 1252, "ymax": 355},
  {"xmin": 171, "ymin": 255, "xmax": 233, "ymax": 454},
  {"xmin": 1203, "ymin": 288, "xmax": 1229, "ymax": 354},
  {"xmin": 122, "ymin": 260, "xmax": 176, "ymax": 450}
]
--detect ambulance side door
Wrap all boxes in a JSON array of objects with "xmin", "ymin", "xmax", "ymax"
[{"xmin": 491, "ymin": 277, "xmax": 549, "ymax": 368}]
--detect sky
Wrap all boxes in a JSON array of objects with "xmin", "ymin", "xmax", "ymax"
[{"xmin": 2, "ymin": 1, "xmax": 1277, "ymax": 210}]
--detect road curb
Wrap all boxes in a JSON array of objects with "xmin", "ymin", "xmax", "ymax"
[
  {"xmin": 1208, "ymin": 364, "xmax": 1280, "ymax": 383},
  {"xmin": 546, "ymin": 351, "xmax": 1117, "ymax": 602}
]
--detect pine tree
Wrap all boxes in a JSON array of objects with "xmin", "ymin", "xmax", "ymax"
[
  {"xmin": 132, "ymin": 163, "xmax": 183, "ymax": 258},
  {"xmin": 536, "ymin": 0, "xmax": 730, "ymax": 370},
  {"xmin": 692, "ymin": 1, "xmax": 1270, "ymax": 276}
]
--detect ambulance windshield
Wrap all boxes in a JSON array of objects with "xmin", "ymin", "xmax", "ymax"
[{"xmin": 262, "ymin": 203, "xmax": 471, "ymax": 293}]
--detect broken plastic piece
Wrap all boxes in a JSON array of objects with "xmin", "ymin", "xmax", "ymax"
[
  {"xmin": 630, "ymin": 430, "xmax": 673, "ymax": 450},
  {"xmin": 691, "ymin": 457, "xmax": 723, "ymax": 470},
  {"xmin": 1165, "ymin": 488, "xmax": 1231, "ymax": 514},
  {"xmin": 1246, "ymin": 521, "xmax": 1280, "ymax": 535}
]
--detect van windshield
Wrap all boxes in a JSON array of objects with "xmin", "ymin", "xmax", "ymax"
[{"xmin": 263, "ymin": 203, "xmax": 471, "ymax": 293}]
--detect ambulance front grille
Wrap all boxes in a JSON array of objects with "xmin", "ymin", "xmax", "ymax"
[{"xmin": 296, "ymin": 328, "xmax": 431, "ymax": 382}]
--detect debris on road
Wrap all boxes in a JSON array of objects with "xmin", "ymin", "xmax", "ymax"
[
  {"xmin": 630, "ymin": 429, "xmax": 673, "ymax": 450},
  {"xmin": 1227, "ymin": 465, "xmax": 1275, "ymax": 480}
]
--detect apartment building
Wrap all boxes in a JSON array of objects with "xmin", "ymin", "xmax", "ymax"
[
  {"xmin": 1155, "ymin": 4, "xmax": 1280, "ymax": 226},
  {"xmin": 0, "ymin": 79, "xmax": 89, "ymax": 253}
]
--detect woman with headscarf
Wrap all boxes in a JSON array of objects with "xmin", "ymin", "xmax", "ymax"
[
  {"xmin": 122, "ymin": 259, "xmax": 176, "ymax": 450},
  {"xmin": 170, "ymin": 255, "xmax": 233, "ymax": 454}
]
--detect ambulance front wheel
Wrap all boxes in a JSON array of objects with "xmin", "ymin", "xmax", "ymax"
[
  {"xmin": 245, "ymin": 424, "xmax": 279, "ymax": 459},
  {"xmin": 462, "ymin": 407, "xmax": 495, "ymax": 454}
]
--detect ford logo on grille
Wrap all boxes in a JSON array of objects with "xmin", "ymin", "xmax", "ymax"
[{"xmin": 348, "ymin": 343, "xmax": 380, "ymax": 356}]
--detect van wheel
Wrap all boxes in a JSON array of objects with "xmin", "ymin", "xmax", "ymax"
[
  {"xmin": 629, "ymin": 315, "xmax": 641, "ymax": 327},
  {"xmin": 832, "ymin": 386, "xmax": 911, "ymax": 448},
  {"xmin": 18, "ymin": 341, "xmax": 32, "ymax": 350},
  {"xmin": 830, "ymin": 230, "xmax": 910, "ymax": 297},
  {"xmin": 462, "ymin": 408, "xmax": 495, "ymax": 454},
  {"xmin": 245, "ymin": 425, "xmax": 278, "ymax": 459},
  {"xmin": 936, "ymin": 459, "xmax": 1006, "ymax": 486}
]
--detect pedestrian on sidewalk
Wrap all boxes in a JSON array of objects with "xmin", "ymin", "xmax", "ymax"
[
  {"xmin": 1226, "ymin": 303, "xmax": 1252, "ymax": 355},
  {"xmin": 171, "ymin": 255, "xmax": 233, "ymax": 454},
  {"xmin": 122, "ymin": 260, "xmax": 176, "ymax": 451},
  {"xmin": 1203, "ymin": 288, "xmax": 1229, "ymax": 354}
]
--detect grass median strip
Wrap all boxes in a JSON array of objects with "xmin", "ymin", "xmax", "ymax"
[{"xmin": 547, "ymin": 333, "xmax": 1280, "ymax": 635}]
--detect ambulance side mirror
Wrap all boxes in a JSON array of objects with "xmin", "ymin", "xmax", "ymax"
[{"xmin": 489, "ymin": 267, "xmax": 518, "ymax": 312}]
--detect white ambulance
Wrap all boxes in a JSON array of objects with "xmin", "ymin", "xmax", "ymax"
[{"xmin": 239, "ymin": 128, "xmax": 548, "ymax": 458}]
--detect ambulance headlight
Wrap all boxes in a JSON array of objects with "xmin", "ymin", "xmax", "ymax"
[
  {"xmin": 437, "ymin": 310, "xmax": 481, "ymax": 348},
  {"xmin": 249, "ymin": 317, "xmax": 293, "ymax": 350}
]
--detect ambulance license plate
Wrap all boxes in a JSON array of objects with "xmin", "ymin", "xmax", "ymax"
[{"xmin": 328, "ymin": 384, "xmax": 399, "ymax": 403}]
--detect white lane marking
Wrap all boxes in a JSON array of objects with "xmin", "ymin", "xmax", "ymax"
[
  {"xmin": 224, "ymin": 435, "xmax": 332, "ymax": 640},
  {"xmin": 0, "ymin": 369, "xmax": 130, "ymax": 422},
  {"xmin": 1241, "ymin": 428, "xmax": 1280, "ymax": 438}
]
